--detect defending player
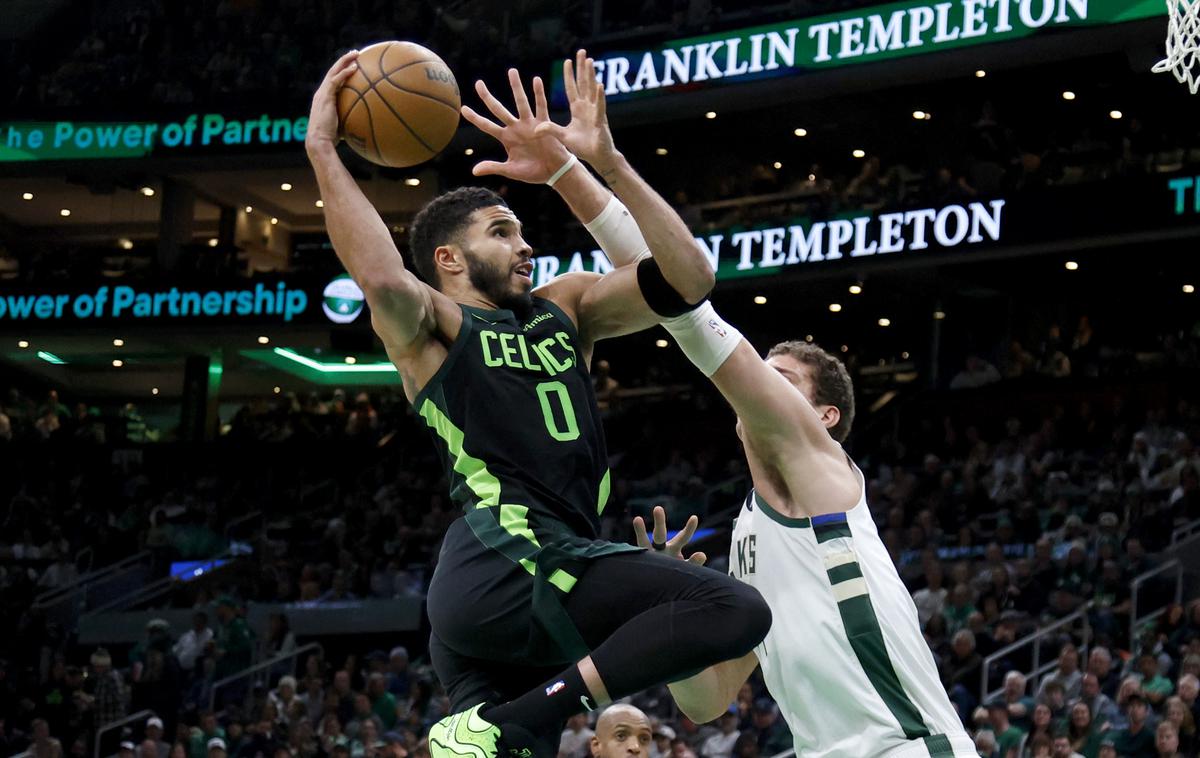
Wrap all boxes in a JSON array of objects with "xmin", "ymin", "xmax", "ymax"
[
  {"xmin": 305, "ymin": 50, "xmax": 770, "ymax": 758},
  {"xmin": 611, "ymin": 288, "xmax": 974, "ymax": 750}
]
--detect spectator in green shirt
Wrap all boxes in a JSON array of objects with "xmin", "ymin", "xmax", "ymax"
[
  {"xmin": 188, "ymin": 712, "xmax": 226, "ymax": 758},
  {"xmin": 988, "ymin": 700, "xmax": 1027, "ymax": 758},
  {"xmin": 213, "ymin": 596, "xmax": 254, "ymax": 681},
  {"xmin": 1111, "ymin": 693, "xmax": 1157, "ymax": 758},
  {"xmin": 1136, "ymin": 654, "xmax": 1174, "ymax": 707},
  {"xmin": 367, "ymin": 673, "xmax": 397, "ymax": 730}
]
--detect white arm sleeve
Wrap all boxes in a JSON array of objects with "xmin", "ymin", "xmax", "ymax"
[
  {"xmin": 662, "ymin": 301, "xmax": 743, "ymax": 377},
  {"xmin": 583, "ymin": 195, "xmax": 651, "ymax": 267}
]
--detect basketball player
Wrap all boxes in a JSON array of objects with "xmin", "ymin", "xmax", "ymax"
[
  {"xmin": 306, "ymin": 50, "xmax": 769, "ymax": 758},
  {"xmin": 590, "ymin": 705, "xmax": 654, "ymax": 758},
  {"xmin": 616, "ymin": 305, "xmax": 974, "ymax": 750}
]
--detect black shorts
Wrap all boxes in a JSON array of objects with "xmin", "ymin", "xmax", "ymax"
[{"xmin": 427, "ymin": 517, "xmax": 739, "ymax": 710}]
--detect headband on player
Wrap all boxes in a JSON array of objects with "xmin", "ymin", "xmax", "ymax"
[{"xmin": 637, "ymin": 257, "xmax": 709, "ymax": 318}]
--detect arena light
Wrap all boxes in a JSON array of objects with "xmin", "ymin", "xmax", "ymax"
[
  {"xmin": 878, "ymin": 318, "xmax": 891, "ymax": 327},
  {"xmin": 1065, "ymin": 260, "xmax": 1079, "ymax": 271},
  {"xmin": 1185, "ymin": 284, "xmax": 1196, "ymax": 294},
  {"xmin": 271, "ymin": 347, "xmax": 396, "ymax": 373},
  {"xmin": 1109, "ymin": 110, "xmax": 1123, "ymax": 120},
  {"xmin": 793, "ymin": 128, "xmax": 807, "ymax": 137},
  {"xmin": 655, "ymin": 339, "xmax": 669, "ymax": 348},
  {"xmin": 849, "ymin": 283, "xmax": 863, "ymax": 295},
  {"xmin": 60, "ymin": 208, "xmax": 71, "ymax": 217},
  {"xmin": 773, "ymin": 162, "xmax": 782, "ymax": 169},
  {"xmin": 705, "ymin": 111, "xmax": 717, "ymax": 119},
  {"xmin": 315, "ymin": 200, "xmax": 324, "ymax": 208},
  {"xmin": 852, "ymin": 149, "xmax": 866, "ymax": 158},
  {"xmin": 37, "ymin": 351, "xmax": 65, "ymax": 365},
  {"xmin": 17, "ymin": 340, "xmax": 30, "ymax": 348},
  {"xmin": 840, "ymin": 345, "xmax": 849, "ymax": 353},
  {"xmin": 151, "ymin": 388, "xmax": 159, "ymax": 395},
  {"xmin": 655, "ymin": 147, "xmax": 668, "ymax": 155},
  {"xmin": 829, "ymin": 303, "xmax": 842, "ymax": 312},
  {"xmin": 901, "ymin": 351, "xmax": 910, "ymax": 360},
  {"xmin": 245, "ymin": 205, "xmax": 253, "ymax": 213},
  {"xmin": 139, "ymin": 186, "xmax": 155, "ymax": 197},
  {"xmin": 933, "ymin": 310, "xmax": 946, "ymax": 320},
  {"xmin": 270, "ymin": 217, "xmax": 279, "ymax": 225},
  {"xmin": 975, "ymin": 69, "xmax": 987, "ymax": 78},
  {"xmin": 805, "ymin": 335, "xmax": 814, "ymax": 342},
  {"xmin": 280, "ymin": 182, "xmax": 293, "ymax": 191},
  {"xmin": 754, "ymin": 295, "xmax": 767, "ymax": 305},
  {"xmin": 118, "ymin": 238, "xmax": 133, "ymax": 250},
  {"xmin": 112, "ymin": 359, "xmax": 124, "ymax": 368},
  {"xmin": 207, "ymin": 238, "xmax": 218, "ymax": 247},
  {"xmin": 273, "ymin": 386, "xmax": 281, "ymax": 394},
  {"xmin": 21, "ymin": 192, "xmax": 32, "ymax": 201},
  {"xmin": 257, "ymin": 336, "xmax": 270, "ymax": 345},
  {"xmin": 912, "ymin": 110, "xmax": 926, "ymax": 120},
  {"xmin": 464, "ymin": 148, "xmax": 474, "ymax": 156},
  {"xmin": 404, "ymin": 178, "xmax": 421, "ymax": 186},
  {"xmin": 112, "ymin": 338, "xmax": 124, "ymax": 347},
  {"xmin": 1062, "ymin": 91, "xmax": 1076, "ymax": 101},
  {"xmin": 344, "ymin": 356, "xmax": 357, "ymax": 364}
]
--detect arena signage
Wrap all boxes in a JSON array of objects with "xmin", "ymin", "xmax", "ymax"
[
  {"xmin": 556, "ymin": 0, "xmax": 1163, "ymax": 104},
  {"xmin": 1168, "ymin": 176, "xmax": 1200, "ymax": 215},
  {"xmin": 0, "ymin": 113, "xmax": 308, "ymax": 162},
  {"xmin": 531, "ymin": 199, "xmax": 1006, "ymax": 286},
  {"xmin": 0, "ymin": 282, "xmax": 309, "ymax": 323}
]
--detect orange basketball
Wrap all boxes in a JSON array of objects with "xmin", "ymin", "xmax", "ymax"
[{"xmin": 336, "ymin": 41, "xmax": 461, "ymax": 168}]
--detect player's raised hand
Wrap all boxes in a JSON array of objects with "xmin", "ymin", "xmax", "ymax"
[
  {"xmin": 534, "ymin": 49, "xmax": 620, "ymax": 172},
  {"xmin": 461, "ymin": 68, "xmax": 571, "ymax": 183},
  {"xmin": 633, "ymin": 506, "xmax": 707, "ymax": 566},
  {"xmin": 306, "ymin": 50, "xmax": 360, "ymax": 152}
]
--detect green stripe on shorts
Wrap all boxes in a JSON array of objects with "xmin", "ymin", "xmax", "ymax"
[{"xmin": 923, "ymin": 734, "xmax": 954, "ymax": 757}]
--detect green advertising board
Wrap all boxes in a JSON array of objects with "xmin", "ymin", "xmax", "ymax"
[{"xmin": 551, "ymin": 0, "xmax": 1164, "ymax": 105}]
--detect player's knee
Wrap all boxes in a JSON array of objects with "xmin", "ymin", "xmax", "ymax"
[{"xmin": 731, "ymin": 582, "xmax": 772, "ymax": 651}]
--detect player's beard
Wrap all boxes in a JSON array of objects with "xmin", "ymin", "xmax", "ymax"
[{"xmin": 465, "ymin": 250, "xmax": 533, "ymax": 316}]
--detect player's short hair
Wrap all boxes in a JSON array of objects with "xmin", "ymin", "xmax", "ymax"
[
  {"xmin": 408, "ymin": 187, "xmax": 507, "ymax": 288},
  {"xmin": 766, "ymin": 341, "xmax": 855, "ymax": 442}
]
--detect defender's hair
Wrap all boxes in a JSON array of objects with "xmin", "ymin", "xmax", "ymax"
[{"xmin": 766, "ymin": 341, "xmax": 856, "ymax": 442}]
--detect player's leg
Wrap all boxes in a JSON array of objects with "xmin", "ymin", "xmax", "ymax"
[{"xmin": 478, "ymin": 550, "xmax": 770, "ymax": 738}]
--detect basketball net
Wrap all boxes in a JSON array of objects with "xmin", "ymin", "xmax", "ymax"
[{"xmin": 1153, "ymin": 0, "xmax": 1200, "ymax": 93}]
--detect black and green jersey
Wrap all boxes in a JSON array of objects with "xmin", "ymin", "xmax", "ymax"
[{"xmin": 415, "ymin": 297, "xmax": 616, "ymax": 585}]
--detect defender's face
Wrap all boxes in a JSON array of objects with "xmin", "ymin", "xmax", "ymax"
[
  {"xmin": 592, "ymin": 714, "xmax": 652, "ymax": 758},
  {"xmin": 735, "ymin": 353, "xmax": 838, "ymax": 442},
  {"xmin": 459, "ymin": 206, "xmax": 534, "ymax": 304}
]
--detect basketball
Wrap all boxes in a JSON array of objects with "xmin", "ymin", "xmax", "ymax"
[{"xmin": 336, "ymin": 41, "xmax": 460, "ymax": 168}]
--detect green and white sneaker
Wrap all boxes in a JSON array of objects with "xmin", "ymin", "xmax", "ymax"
[{"xmin": 428, "ymin": 704, "xmax": 502, "ymax": 758}]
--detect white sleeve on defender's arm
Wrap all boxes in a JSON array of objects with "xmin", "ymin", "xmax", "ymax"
[
  {"xmin": 661, "ymin": 302, "xmax": 743, "ymax": 377},
  {"xmin": 583, "ymin": 195, "xmax": 652, "ymax": 267}
]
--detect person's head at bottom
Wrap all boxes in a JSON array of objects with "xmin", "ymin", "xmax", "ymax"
[{"xmin": 590, "ymin": 705, "xmax": 652, "ymax": 758}]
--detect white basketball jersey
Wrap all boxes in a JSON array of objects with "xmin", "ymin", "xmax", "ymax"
[{"xmin": 728, "ymin": 470, "xmax": 975, "ymax": 758}]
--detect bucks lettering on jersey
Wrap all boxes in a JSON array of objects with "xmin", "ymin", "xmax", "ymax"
[{"xmin": 414, "ymin": 298, "xmax": 612, "ymax": 549}]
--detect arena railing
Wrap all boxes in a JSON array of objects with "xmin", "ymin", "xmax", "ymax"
[
  {"xmin": 980, "ymin": 602, "xmax": 1093, "ymax": 704},
  {"xmin": 1129, "ymin": 559, "xmax": 1184, "ymax": 649},
  {"xmin": 83, "ymin": 548, "xmax": 242, "ymax": 617},
  {"xmin": 33, "ymin": 550, "xmax": 154, "ymax": 630},
  {"xmin": 209, "ymin": 642, "xmax": 324, "ymax": 715},
  {"xmin": 1171, "ymin": 518, "xmax": 1200, "ymax": 546},
  {"xmin": 93, "ymin": 709, "xmax": 156, "ymax": 758}
]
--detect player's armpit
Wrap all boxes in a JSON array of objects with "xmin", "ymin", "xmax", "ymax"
[
  {"xmin": 667, "ymin": 650, "xmax": 759, "ymax": 724},
  {"xmin": 361, "ymin": 274, "xmax": 453, "ymax": 354}
]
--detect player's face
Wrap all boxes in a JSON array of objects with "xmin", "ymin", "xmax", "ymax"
[
  {"xmin": 459, "ymin": 206, "xmax": 534, "ymax": 312},
  {"xmin": 762, "ymin": 353, "xmax": 839, "ymax": 433},
  {"xmin": 592, "ymin": 714, "xmax": 652, "ymax": 758}
]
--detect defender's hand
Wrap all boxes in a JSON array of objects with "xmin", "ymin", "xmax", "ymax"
[
  {"xmin": 306, "ymin": 50, "xmax": 360, "ymax": 152},
  {"xmin": 534, "ymin": 49, "xmax": 621, "ymax": 173},
  {"xmin": 633, "ymin": 505, "xmax": 707, "ymax": 566},
  {"xmin": 461, "ymin": 68, "xmax": 571, "ymax": 183}
]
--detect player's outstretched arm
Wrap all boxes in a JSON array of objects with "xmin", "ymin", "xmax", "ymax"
[
  {"xmin": 537, "ymin": 50, "xmax": 715, "ymax": 302},
  {"xmin": 305, "ymin": 51, "xmax": 444, "ymax": 353},
  {"xmin": 662, "ymin": 310, "xmax": 860, "ymax": 508}
]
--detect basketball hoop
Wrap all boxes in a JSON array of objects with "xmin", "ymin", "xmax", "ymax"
[{"xmin": 1153, "ymin": 0, "xmax": 1200, "ymax": 93}]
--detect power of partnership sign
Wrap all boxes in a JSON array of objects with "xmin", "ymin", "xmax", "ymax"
[
  {"xmin": 0, "ymin": 113, "xmax": 307, "ymax": 163},
  {"xmin": 555, "ymin": 0, "xmax": 1163, "ymax": 105}
]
